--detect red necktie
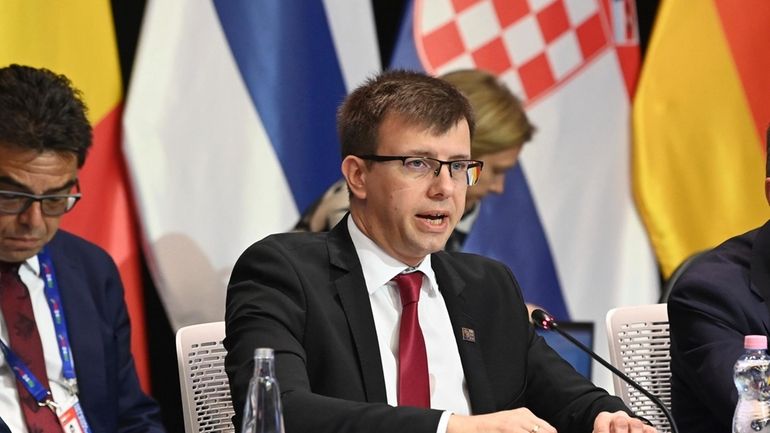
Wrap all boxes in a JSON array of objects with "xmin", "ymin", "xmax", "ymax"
[
  {"xmin": 0, "ymin": 262, "xmax": 63, "ymax": 432},
  {"xmin": 393, "ymin": 271, "xmax": 430, "ymax": 408}
]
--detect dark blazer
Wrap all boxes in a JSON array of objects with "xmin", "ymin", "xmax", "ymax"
[
  {"xmin": 668, "ymin": 220, "xmax": 770, "ymax": 433},
  {"xmin": 49, "ymin": 231, "xmax": 165, "ymax": 433},
  {"xmin": 225, "ymin": 219, "xmax": 629, "ymax": 433}
]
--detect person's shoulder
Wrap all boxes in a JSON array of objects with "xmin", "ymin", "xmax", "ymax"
[
  {"xmin": 239, "ymin": 230, "xmax": 330, "ymax": 261},
  {"xmin": 48, "ymin": 230, "xmax": 112, "ymax": 260},
  {"xmin": 294, "ymin": 178, "xmax": 349, "ymax": 232},
  {"xmin": 433, "ymin": 251, "xmax": 525, "ymax": 304},
  {"xmin": 670, "ymin": 227, "xmax": 758, "ymax": 300},
  {"xmin": 711, "ymin": 227, "xmax": 757, "ymax": 263},
  {"xmin": 259, "ymin": 230, "xmax": 329, "ymax": 249},
  {"xmin": 685, "ymin": 228, "xmax": 756, "ymax": 276},
  {"xmin": 434, "ymin": 250, "xmax": 510, "ymax": 276},
  {"xmin": 45, "ymin": 231, "xmax": 121, "ymax": 284},
  {"xmin": 438, "ymin": 250, "xmax": 500, "ymax": 264}
]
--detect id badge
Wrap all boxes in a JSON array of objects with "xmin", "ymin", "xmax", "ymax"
[{"xmin": 57, "ymin": 395, "xmax": 92, "ymax": 433}]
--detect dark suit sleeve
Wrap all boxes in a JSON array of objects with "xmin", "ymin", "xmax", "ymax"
[
  {"xmin": 57, "ymin": 232, "xmax": 165, "ymax": 433},
  {"xmin": 224, "ymin": 237, "xmax": 443, "ymax": 433},
  {"xmin": 667, "ymin": 254, "xmax": 755, "ymax": 430},
  {"xmin": 524, "ymin": 326, "xmax": 630, "ymax": 429},
  {"xmin": 499, "ymin": 265, "xmax": 631, "ymax": 431},
  {"xmin": 103, "ymin": 258, "xmax": 167, "ymax": 433}
]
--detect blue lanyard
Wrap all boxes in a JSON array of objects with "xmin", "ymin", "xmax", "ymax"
[
  {"xmin": 0, "ymin": 248, "xmax": 78, "ymax": 409},
  {"xmin": 38, "ymin": 248, "xmax": 77, "ymax": 390},
  {"xmin": 0, "ymin": 340, "xmax": 54, "ymax": 408}
]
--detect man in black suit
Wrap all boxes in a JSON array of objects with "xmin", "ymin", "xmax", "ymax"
[
  {"xmin": 668, "ymin": 126, "xmax": 770, "ymax": 432},
  {"xmin": 224, "ymin": 70, "xmax": 653, "ymax": 433}
]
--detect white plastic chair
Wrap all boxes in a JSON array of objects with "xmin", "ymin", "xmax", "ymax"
[
  {"xmin": 175, "ymin": 321, "xmax": 235, "ymax": 433},
  {"xmin": 605, "ymin": 303, "xmax": 671, "ymax": 433}
]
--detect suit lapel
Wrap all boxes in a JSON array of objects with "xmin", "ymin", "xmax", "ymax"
[
  {"xmin": 750, "ymin": 220, "xmax": 770, "ymax": 334},
  {"xmin": 432, "ymin": 253, "xmax": 496, "ymax": 414},
  {"xmin": 327, "ymin": 220, "xmax": 388, "ymax": 403},
  {"xmin": 48, "ymin": 235, "xmax": 108, "ymax": 427}
]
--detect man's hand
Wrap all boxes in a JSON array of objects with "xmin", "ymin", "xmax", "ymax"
[
  {"xmin": 593, "ymin": 411, "xmax": 657, "ymax": 433},
  {"xmin": 447, "ymin": 408, "xmax": 556, "ymax": 433}
]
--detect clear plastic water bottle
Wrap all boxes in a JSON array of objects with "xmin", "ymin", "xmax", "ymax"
[
  {"xmin": 241, "ymin": 348, "xmax": 285, "ymax": 433},
  {"xmin": 733, "ymin": 335, "xmax": 770, "ymax": 433}
]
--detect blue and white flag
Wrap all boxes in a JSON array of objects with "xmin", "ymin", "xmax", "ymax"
[
  {"xmin": 123, "ymin": 0, "xmax": 380, "ymax": 328},
  {"xmin": 392, "ymin": 0, "xmax": 659, "ymax": 387}
]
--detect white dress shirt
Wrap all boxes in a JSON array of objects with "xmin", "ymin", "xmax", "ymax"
[
  {"xmin": 0, "ymin": 256, "xmax": 71, "ymax": 433},
  {"xmin": 347, "ymin": 216, "xmax": 471, "ymax": 432}
]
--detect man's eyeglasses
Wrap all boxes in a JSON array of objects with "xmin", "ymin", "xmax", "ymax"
[
  {"xmin": 357, "ymin": 155, "xmax": 484, "ymax": 186},
  {"xmin": 0, "ymin": 182, "xmax": 82, "ymax": 216}
]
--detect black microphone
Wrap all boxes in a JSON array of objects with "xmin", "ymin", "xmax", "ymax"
[{"xmin": 531, "ymin": 309, "xmax": 679, "ymax": 433}]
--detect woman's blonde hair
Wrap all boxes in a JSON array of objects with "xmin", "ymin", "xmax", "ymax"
[{"xmin": 441, "ymin": 69, "xmax": 535, "ymax": 158}]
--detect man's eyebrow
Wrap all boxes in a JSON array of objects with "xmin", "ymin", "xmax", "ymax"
[
  {"xmin": 44, "ymin": 179, "xmax": 78, "ymax": 194},
  {"xmin": 0, "ymin": 176, "xmax": 78, "ymax": 194},
  {"xmin": 448, "ymin": 154, "xmax": 472, "ymax": 160},
  {"xmin": 405, "ymin": 151, "xmax": 471, "ymax": 160}
]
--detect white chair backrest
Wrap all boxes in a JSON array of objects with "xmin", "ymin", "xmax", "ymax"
[
  {"xmin": 175, "ymin": 321, "xmax": 235, "ymax": 433},
  {"xmin": 605, "ymin": 303, "xmax": 671, "ymax": 433}
]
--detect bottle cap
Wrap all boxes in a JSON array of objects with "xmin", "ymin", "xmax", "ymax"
[
  {"xmin": 744, "ymin": 335, "xmax": 767, "ymax": 350},
  {"xmin": 254, "ymin": 347, "xmax": 275, "ymax": 359}
]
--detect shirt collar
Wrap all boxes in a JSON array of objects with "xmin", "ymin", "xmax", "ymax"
[
  {"xmin": 20, "ymin": 254, "xmax": 40, "ymax": 277},
  {"xmin": 347, "ymin": 215, "xmax": 438, "ymax": 296}
]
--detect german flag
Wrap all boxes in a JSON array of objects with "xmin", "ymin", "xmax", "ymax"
[
  {"xmin": 633, "ymin": 0, "xmax": 770, "ymax": 276},
  {"xmin": 0, "ymin": 2, "xmax": 150, "ymax": 390}
]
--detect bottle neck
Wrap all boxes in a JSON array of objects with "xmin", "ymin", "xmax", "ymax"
[{"xmin": 253, "ymin": 356, "xmax": 276, "ymax": 377}]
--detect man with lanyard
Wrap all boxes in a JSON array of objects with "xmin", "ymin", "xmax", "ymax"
[{"xmin": 0, "ymin": 65, "xmax": 164, "ymax": 432}]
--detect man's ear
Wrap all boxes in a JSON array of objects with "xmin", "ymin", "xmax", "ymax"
[{"xmin": 341, "ymin": 155, "xmax": 367, "ymax": 200}]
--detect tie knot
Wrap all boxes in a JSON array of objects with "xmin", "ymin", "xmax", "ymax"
[
  {"xmin": 0, "ymin": 261, "xmax": 20, "ymax": 275},
  {"xmin": 393, "ymin": 271, "xmax": 423, "ymax": 305}
]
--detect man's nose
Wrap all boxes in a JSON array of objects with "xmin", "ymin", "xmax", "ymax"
[
  {"xmin": 429, "ymin": 164, "xmax": 457, "ymax": 195},
  {"xmin": 17, "ymin": 201, "xmax": 46, "ymax": 226}
]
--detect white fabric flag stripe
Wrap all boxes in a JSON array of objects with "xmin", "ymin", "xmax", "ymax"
[
  {"xmin": 523, "ymin": 49, "xmax": 657, "ymax": 322},
  {"xmin": 521, "ymin": 51, "xmax": 658, "ymax": 389},
  {"xmin": 123, "ymin": 0, "xmax": 380, "ymax": 329},
  {"xmin": 323, "ymin": 0, "xmax": 381, "ymax": 90}
]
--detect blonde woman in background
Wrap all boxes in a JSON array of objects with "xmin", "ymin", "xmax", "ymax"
[{"xmin": 295, "ymin": 68, "xmax": 535, "ymax": 254}]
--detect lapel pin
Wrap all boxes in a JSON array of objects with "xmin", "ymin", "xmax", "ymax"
[{"xmin": 461, "ymin": 327, "xmax": 476, "ymax": 343}]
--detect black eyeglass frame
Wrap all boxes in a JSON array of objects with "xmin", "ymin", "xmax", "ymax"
[
  {"xmin": 0, "ymin": 181, "xmax": 82, "ymax": 216},
  {"xmin": 356, "ymin": 154, "xmax": 484, "ymax": 186}
]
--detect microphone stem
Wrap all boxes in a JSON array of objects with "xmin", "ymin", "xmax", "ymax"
[{"xmin": 550, "ymin": 323, "xmax": 679, "ymax": 433}]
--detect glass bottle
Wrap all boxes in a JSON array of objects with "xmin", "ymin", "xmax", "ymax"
[{"xmin": 241, "ymin": 348, "xmax": 285, "ymax": 433}]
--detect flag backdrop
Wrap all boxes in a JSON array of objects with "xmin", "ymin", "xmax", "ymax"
[
  {"xmin": 124, "ymin": 0, "xmax": 380, "ymax": 329},
  {"xmin": 634, "ymin": 0, "xmax": 770, "ymax": 277},
  {"xmin": 391, "ymin": 0, "xmax": 659, "ymax": 388},
  {"xmin": 0, "ymin": 2, "xmax": 151, "ymax": 390}
]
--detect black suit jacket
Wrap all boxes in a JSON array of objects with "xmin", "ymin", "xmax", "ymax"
[
  {"xmin": 668, "ymin": 220, "xmax": 770, "ymax": 433},
  {"xmin": 225, "ymin": 219, "xmax": 629, "ymax": 433},
  {"xmin": 47, "ymin": 231, "xmax": 165, "ymax": 432}
]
